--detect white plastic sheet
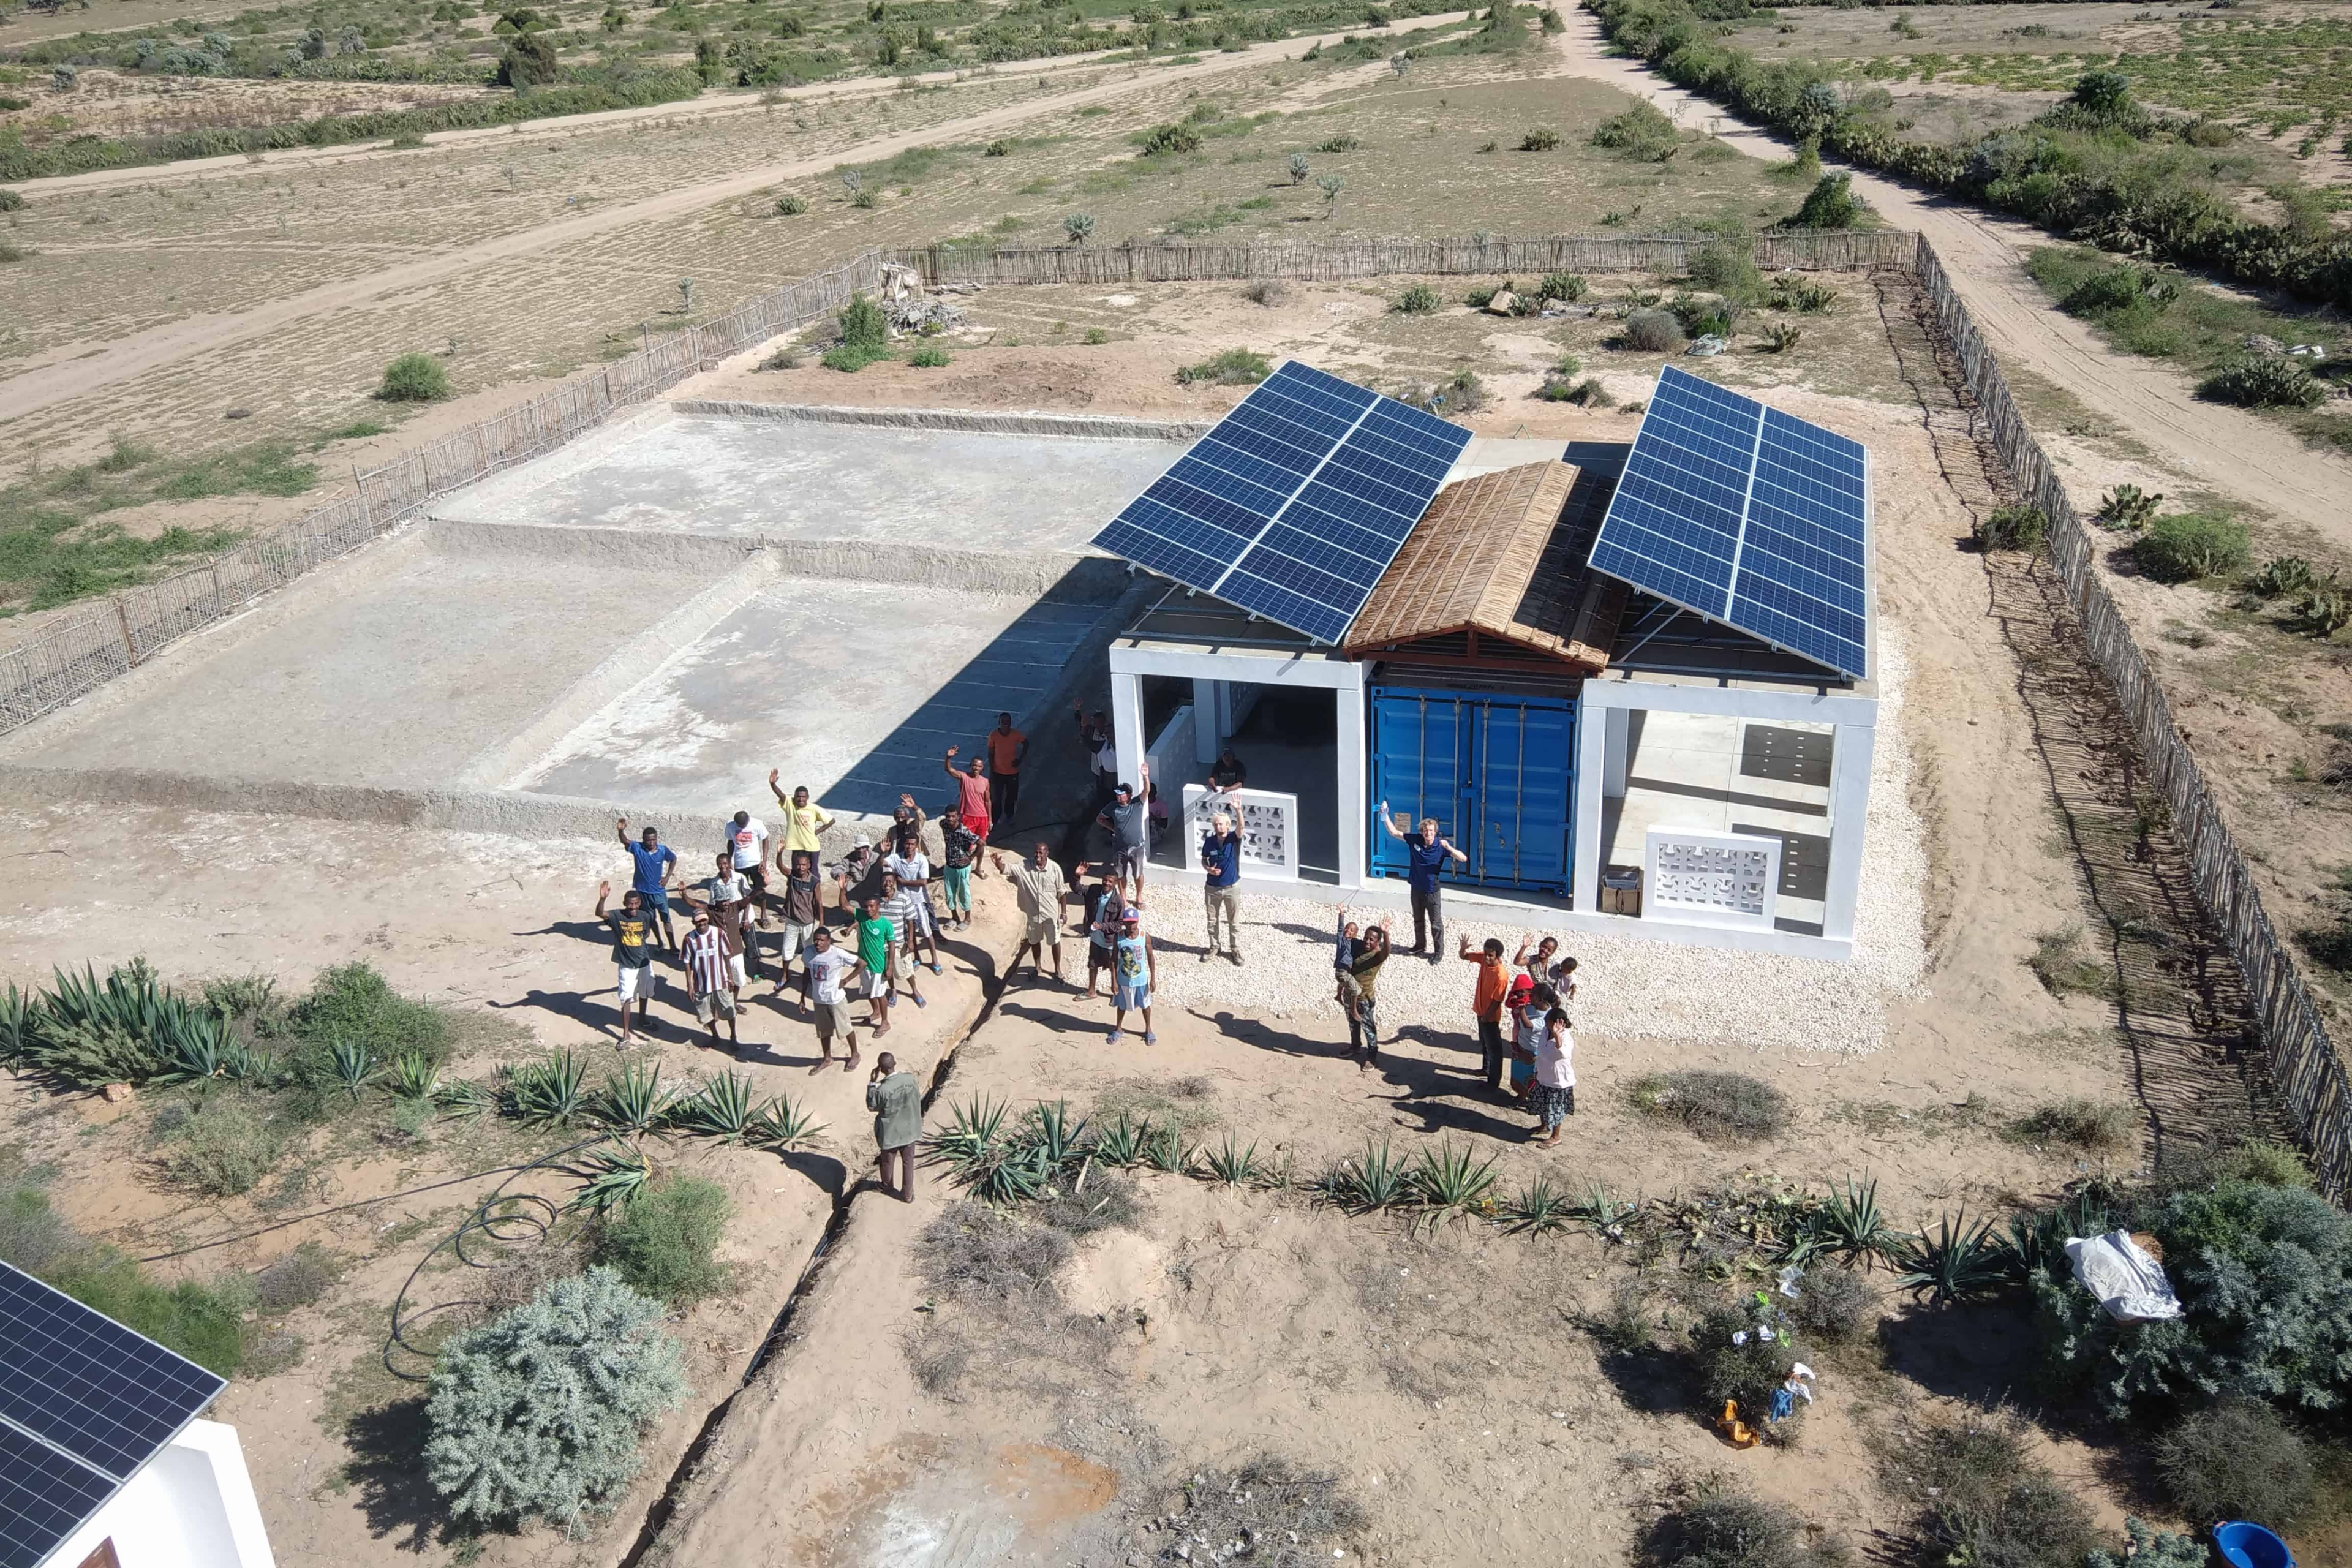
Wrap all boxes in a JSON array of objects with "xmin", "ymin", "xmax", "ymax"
[{"xmin": 2065, "ymin": 1230, "xmax": 2184, "ymax": 1322}]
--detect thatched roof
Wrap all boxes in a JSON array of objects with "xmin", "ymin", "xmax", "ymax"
[{"xmin": 1343, "ymin": 461, "xmax": 1619, "ymax": 670}]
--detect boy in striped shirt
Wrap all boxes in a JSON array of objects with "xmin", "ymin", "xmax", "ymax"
[
  {"xmin": 877, "ymin": 873, "xmax": 930, "ymax": 1012},
  {"xmin": 680, "ymin": 908, "xmax": 741, "ymax": 1056}
]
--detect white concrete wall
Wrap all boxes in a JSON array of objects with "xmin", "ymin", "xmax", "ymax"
[{"xmin": 43, "ymin": 1422, "xmax": 276, "ymax": 1568}]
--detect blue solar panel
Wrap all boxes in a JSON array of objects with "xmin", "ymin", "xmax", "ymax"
[
  {"xmin": 0, "ymin": 1262, "xmax": 226, "ymax": 1568},
  {"xmin": 1588, "ymin": 365, "xmax": 1870, "ymax": 679},
  {"xmin": 1090, "ymin": 360, "xmax": 1471, "ymax": 643}
]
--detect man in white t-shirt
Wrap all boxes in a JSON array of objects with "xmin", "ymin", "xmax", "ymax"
[
  {"xmin": 701, "ymin": 851, "xmax": 755, "ymax": 987},
  {"xmin": 881, "ymin": 833, "xmax": 941, "ymax": 971},
  {"xmin": 723, "ymin": 810, "xmax": 771, "ymax": 930},
  {"xmin": 802, "ymin": 925, "xmax": 865, "ymax": 1074}
]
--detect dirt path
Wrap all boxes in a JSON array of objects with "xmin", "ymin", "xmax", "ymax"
[
  {"xmin": 1543, "ymin": 12, "xmax": 2352, "ymax": 546},
  {"xmin": 0, "ymin": 18, "xmax": 1469, "ymax": 428}
]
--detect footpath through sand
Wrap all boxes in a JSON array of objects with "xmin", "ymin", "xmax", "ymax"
[{"xmin": 1536, "ymin": 12, "xmax": 2352, "ymax": 549}]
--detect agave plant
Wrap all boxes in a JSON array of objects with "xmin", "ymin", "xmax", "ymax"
[
  {"xmin": 1568, "ymin": 1180, "xmax": 1636, "ymax": 1231},
  {"xmin": 674, "ymin": 1072, "xmax": 756, "ymax": 1141},
  {"xmin": 1142, "ymin": 1127, "xmax": 1191, "ymax": 1175},
  {"xmin": 1411, "ymin": 1140, "xmax": 1500, "ymax": 1226},
  {"xmin": 150, "ymin": 1008, "xmax": 236, "ymax": 1086},
  {"xmin": 328, "ymin": 1035, "xmax": 378, "ymax": 1101},
  {"xmin": 1891, "ymin": 1209, "xmax": 2007, "ymax": 1306},
  {"xmin": 1998, "ymin": 1189, "xmax": 2113, "ymax": 1286},
  {"xmin": 972, "ymin": 1140, "xmax": 1057, "ymax": 1204},
  {"xmin": 435, "ymin": 1079, "xmax": 496, "ymax": 1118},
  {"xmin": 221, "ymin": 1039, "xmax": 282, "ymax": 1088},
  {"xmin": 747, "ymin": 1093, "xmax": 824, "ymax": 1151},
  {"xmin": 1024, "ymin": 1100, "xmax": 1089, "ymax": 1167},
  {"xmin": 589, "ymin": 1061, "xmax": 675, "ymax": 1136},
  {"xmin": 1795, "ymin": 1177, "xmax": 1897, "ymax": 1267},
  {"xmin": 929, "ymin": 1095, "xmax": 1009, "ymax": 1166},
  {"xmin": 1505, "ymin": 1175, "xmax": 1577, "ymax": 1235},
  {"xmin": 1199, "ymin": 1133, "xmax": 1262, "ymax": 1186},
  {"xmin": 32, "ymin": 960, "xmax": 178, "ymax": 1085},
  {"xmin": 0, "ymin": 984, "xmax": 34, "ymax": 1070},
  {"xmin": 1330, "ymin": 1137, "xmax": 1411, "ymax": 1212},
  {"xmin": 567, "ymin": 1143, "xmax": 650, "ymax": 1213},
  {"xmin": 384, "ymin": 1050, "xmax": 442, "ymax": 1102},
  {"xmin": 1092, "ymin": 1112, "xmax": 1154, "ymax": 1167},
  {"xmin": 505, "ymin": 1050, "xmax": 588, "ymax": 1126}
]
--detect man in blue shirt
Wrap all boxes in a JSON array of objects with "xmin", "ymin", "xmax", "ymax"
[
  {"xmin": 616, "ymin": 816, "xmax": 680, "ymax": 956},
  {"xmin": 1379, "ymin": 802, "xmax": 1466, "ymax": 962},
  {"xmin": 1200, "ymin": 810, "xmax": 1243, "ymax": 965}
]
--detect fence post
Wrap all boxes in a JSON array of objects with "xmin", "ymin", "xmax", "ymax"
[{"xmin": 112, "ymin": 598, "xmax": 137, "ymax": 668}]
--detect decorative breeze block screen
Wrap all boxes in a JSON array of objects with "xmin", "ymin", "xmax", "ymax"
[{"xmin": 1643, "ymin": 827, "xmax": 1782, "ymax": 930}]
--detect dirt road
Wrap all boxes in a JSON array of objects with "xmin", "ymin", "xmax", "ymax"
[
  {"xmin": 1543, "ymin": 12, "xmax": 2352, "ymax": 545},
  {"xmin": 0, "ymin": 18, "xmax": 1468, "ymax": 428}
]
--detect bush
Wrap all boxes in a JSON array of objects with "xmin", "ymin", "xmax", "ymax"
[
  {"xmin": 0, "ymin": 1183, "xmax": 83, "ymax": 1275},
  {"xmin": 1643, "ymin": 1479, "xmax": 1844, "ymax": 1568},
  {"xmin": 1246, "ymin": 279, "xmax": 1289, "ymax": 306},
  {"xmin": 251, "ymin": 1242, "xmax": 342, "ymax": 1314},
  {"xmin": 425, "ymin": 1268, "xmax": 688, "ymax": 1531},
  {"xmin": 1592, "ymin": 100, "xmax": 1676, "ymax": 160},
  {"xmin": 2153, "ymin": 1400, "xmax": 2315, "ymax": 1526},
  {"xmin": 494, "ymin": 29, "xmax": 560, "ymax": 86},
  {"xmin": 1785, "ymin": 173, "xmax": 1868, "ymax": 230},
  {"xmin": 1517, "ymin": 127, "xmax": 1560, "ymax": 151},
  {"xmin": 1974, "ymin": 503, "xmax": 2045, "ymax": 552},
  {"xmin": 1623, "ymin": 308, "xmax": 1683, "ymax": 352},
  {"xmin": 1287, "ymin": 151, "xmax": 1310, "ymax": 184},
  {"xmin": 1627, "ymin": 1070, "xmax": 1790, "ymax": 1142},
  {"xmin": 1689, "ymin": 239, "xmax": 1759, "ymax": 301},
  {"xmin": 1536, "ymin": 271, "xmax": 1585, "ymax": 302},
  {"xmin": 1767, "ymin": 276, "xmax": 1838, "ymax": 314},
  {"xmin": 1763, "ymin": 322, "xmax": 1802, "ymax": 352},
  {"xmin": 1786, "ymin": 1263, "xmax": 1875, "ymax": 1344},
  {"xmin": 2030, "ymin": 1178, "xmax": 2352, "ymax": 1417},
  {"xmin": 909, "ymin": 343, "xmax": 951, "ymax": 368},
  {"xmin": 1537, "ymin": 372, "xmax": 1611, "ymax": 406},
  {"xmin": 1695, "ymin": 1302, "xmax": 1798, "ymax": 1415},
  {"xmin": 1175, "ymin": 347, "xmax": 1272, "ymax": 386},
  {"xmin": 983, "ymin": 138, "xmax": 1010, "ymax": 157},
  {"xmin": 0, "ymin": 189, "xmax": 23, "ymax": 212},
  {"xmin": 287, "ymin": 962, "xmax": 451, "ymax": 1064},
  {"xmin": 2007, "ymin": 1097, "xmax": 2136, "ymax": 1154},
  {"xmin": 376, "ymin": 352, "xmax": 451, "ymax": 402},
  {"xmin": 2087, "ymin": 1520, "xmax": 2207, "ymax": 1568},
  {"xmin": 1880, "ymin": 1411, "xmax": 2101, "ymax": 1568},
  {"xmin": 774, "ymin": 193, "xmax": 807, "ymax": 215},
  {"xmin": 2199, "ymin": 356, "xmax": 2326, "ymax": 409},
  {"xmin": 2135, "ymin": 511, "xmax": 2249, "ymax": 583},
  {"xmin": 45, "ymin": 1249, "xmax": 245, "ymax": 1375},
  {"xmin": 154, "ymin": 1095, "xmax": 284, "ymax": 1197},
  {"xmin": 1139, "ymin": 122, "xmax": 1202, "ymax": 156},
  {"xmin": 1315, "ymin": 134, "xmax": 1360, "ymax": 153},
  {"xmin": 1393, "ymin": 283, "xmax": 1442, "ymax": 315},
  {"xmin": 1063, "ymin": 211, "xmax": 1096, "ymax": 244},
  {"xmin": 821, "ymin": 343, "xmax": 889, "ymax": 372},
  {"xmin": 592, "ymin": 1175, "xmax": 731, "ymax": 1306}
]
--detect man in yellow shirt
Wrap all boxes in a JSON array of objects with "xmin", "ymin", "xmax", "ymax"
[{"xmin": 768, "ymin": 769, "xmax": 834, "ymax": 860}]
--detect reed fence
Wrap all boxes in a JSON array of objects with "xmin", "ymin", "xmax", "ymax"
[
  {"xmin": 1907, "ymin": 233, "xmax": 2349, "ymax": 1197},
  {"xmin": 883, "ymin": 228, "xmax": 1911, "ymax": 287},
  {"xmin": 0, "ymin": 248, "xmax": 884, "ymax": 732}
]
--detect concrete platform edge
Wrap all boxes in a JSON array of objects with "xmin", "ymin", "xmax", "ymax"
[{"xmin": 672, "ymin": 399, "xmax": 1211, "ymax": 443}]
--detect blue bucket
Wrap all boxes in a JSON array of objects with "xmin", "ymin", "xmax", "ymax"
[{"xmin": 2215, "ymin": 1521, "xmax": 2294, "ymax": 1568}]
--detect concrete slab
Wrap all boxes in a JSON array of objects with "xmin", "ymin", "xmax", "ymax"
[
  {"xmin": 511, "ymin": 579, "xmax": 1114, "ymax": 821},
  {"xmin": 435, "ymin": 412, "xmax": 1179, "ymax": 551},
  {"xmin": 1, "ymin": 537, "xmax": 721, "ymax": 792}
]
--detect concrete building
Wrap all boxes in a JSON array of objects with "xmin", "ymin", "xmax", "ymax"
[{"xmin": 42, "ymin": 1421, "xmax": 277, "ymax": 1568}]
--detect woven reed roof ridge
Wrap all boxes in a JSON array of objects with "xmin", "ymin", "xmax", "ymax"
[{"xmin": 1343, "ymin": 461, "xmax": 1580, "ymax": 651}]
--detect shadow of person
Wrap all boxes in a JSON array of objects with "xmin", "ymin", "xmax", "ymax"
[
  {"xmin": 484, "ymin": 988, "xmax": 619, "ymax": 1036},
  {"xmin": 512, "ymin": 918, "xmax": 625, "ymax": 950},
  {"xmin": 1191, "ymin": 1008, "xmax": 1335, "ymax": 1061}
]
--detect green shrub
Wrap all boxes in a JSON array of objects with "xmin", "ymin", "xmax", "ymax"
[
  {"xmin": 1393, "ymin": 283, "xmax": 1441, "ymax": 315},
  {"xmin": 821, "ymin": 343, "xmax": 889, "ymax": 372},
  {"xmin": 425, "ymin": 1267, "xmax": 688, "ymax": 1531},
  {"xmin": 1063, "ymin": 210, "xmax": 1096, "ymax": 244},
  {"xmin": 2005, "ymin": 1097, "xmax": 2136, "ymax": 1154},
  {"xmin": 1538, "ymin": 373, "xmax": 1611, "ymax": 406},
  {"xmin": 1689, "ymin": 239, "xmax": 1759, "ymax": 301},
  {"xmin": 1627, "ymin": 1070, "xmax": 1790, "ymax": 1142},
  {"xmin": 45, "ymin": 1249, "xmax": 245, "ymax": 1375},
  {"xmin": 774, "ymin": 193, "xmax": 807, "ymax": 215},
  {"xmin": 2153, "ymin": 1400, "xmax": 2315, "ymax": 1526},
  {"xmin": 2094, "ymin": 483, "xmax": 2163, "ymax": 530},
  {"xmin": 251, "ymin": 1241, "xmax": 343, "ymax": 1314},
  {"xmin": 1642, "ymin": 1479, "xmax": 1843, "ymax": 1568},
  {"xmin": 1175, "ymin": 347, "xmax": 1272, "ymax": 386},
  {"xmin": 2199, "ymin": 356, "xmax": 2326, "ymax": 409},
  {"xmin": 837, "ymin": 292, "xmax": 888, "ymax": 350},
  {"xmin": 592, "ymin": 1175, "xmax": 731, "ymax": 1306},
  {"xmin": 0, "ymin": 1183, "xmax": 83, "ymax": 1275},
  {"xmin": 1287, "ymin": 151, "xmax": 1310, "ymax": 183},
  {"xmin": 908, "ymin": 344, "xmax": 951, "ymax": 368},
  {"xmin": 2087, "ymin": 1520, "xmax": 2207, "ymax": 1568},
  {"xmin": 1880, "ymin": 1411, "xmax": 2100, "ymax": 1568},
  {"xmin": 376, "ymin": 352, "xmax": 451, "ymax": 402},
  {"xmin": 1591, "ymin": 100, "xmax": 1676, "ymax": 160},
  {"xmin": 1786, "ymin": 1262, "xmax": 1875, "ymax": 1343},
  {"xmin": 494, "ymin": 29, "xmax": 560, "ymax": 86},
  {"xmin": 1695, "ymin": 1302, "xmax": 1797, "ymax": 1414},
  {"xmin": 287, "ymin": 962, "xmax": 450, "ymax": 1065},
  {"xmin": 1517, "ymin": 127, "xmax": 1560, "ymax": 152},
  {"xmin": 1315, "ymin": 134, "xmax": 1360, "ymax": 153},
  {"xmin": 1623, "ymin": 308, "xmax": 1682, "ymax": 352},
  {"xmin": 1763, "ymin": 322, "xmax": 1802, "ymax": 352},
  {"xmin": 2030, "ymin": 1178, "xmax": 2352, "ymax": 1417},
  {"xmin": 2135, "ymin": 511, "xmax": 2249, "ymax": 583},
  {"xmin": 983, "ymin": 139, "xmax": 1010, "ymax": 157},
  {"xmin": 0, "ymin": 189, "xmax": 23, "ymax": 212},
  {"xmin": 1974, "ymin": 503, "xmax": 2045, "ymax": 552},
  {"xmin": 1536, "ymin": 271, "xmax": 1585, "ymax": 302},
  {"xmin": 154, "ymin": 1094, "xmax": 284, "ymax": 1197},
  {"xmin": 1138, "ymin": 122, "xmax": 1202, "ymax": 156},
  {"xmin": 2218, "ymin": 1140, "xmax": 2315, "ymax": 1189},
  {"xmin": 1785, "ymin": 173, "xmax": 1868, "ymax": 230}
]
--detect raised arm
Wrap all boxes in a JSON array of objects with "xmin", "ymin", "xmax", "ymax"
[
  {"xmin": 1375, "ymin": 802, "xmax": 1405, "ymax": 842},
  {"xmin": 614, "ymin": 816, "xmax": 631, "ymax": 849},
  {"xmin": 1512, "ymin": 937, "xmax": 1533, "ymax": 967},
  {"xmin": 595, "ymin": 880, "xmax": 612, "ymax": 918},
  {"xmin": 1447, "ymin": 839, "xmax": 1469, "ymax": 865},
  {"xmin": 767, "ymin": 768, "xmax": 788, "ymax": 807}
]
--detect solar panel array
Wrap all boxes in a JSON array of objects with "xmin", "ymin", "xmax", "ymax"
[
  {"xmin": 1588, "ymin": 364, "xmax": 1870, "ymax": 679},
  {"xmin": 0, "ymin": 1262, "xmax": 225, "ymax": 1568},
  {"xmin": 1093, "ymin": 360, "xmax": 1474, "ymax": 644}
]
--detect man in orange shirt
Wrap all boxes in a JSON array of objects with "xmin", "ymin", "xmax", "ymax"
[
  {"xmin": 1460, "ymin": 935, "xmax": 1509, "ymax": 1095},
  {"xmin": 986, "ymin": 710, "xmax": 1027, "ymax": 837}
]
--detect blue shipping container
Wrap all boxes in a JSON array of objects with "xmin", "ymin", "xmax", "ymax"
[{"xmin": 1367, "ymin": 686, "xmax": 1575, "ymax": 893}]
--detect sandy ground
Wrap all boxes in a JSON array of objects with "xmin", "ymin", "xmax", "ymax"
[{"xmin": 1, "ymin": 69, "xmax": 497, "ymax": 141}]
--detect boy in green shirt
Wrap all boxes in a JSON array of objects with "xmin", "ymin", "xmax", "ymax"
[{"xmin": 856, "ymin": 894, "xmax": 897, "ymax": 1038}]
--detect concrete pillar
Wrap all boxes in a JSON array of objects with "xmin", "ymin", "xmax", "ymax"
[
  {"xmin": 1335, "ymin": 674, "xmax": 1366, "ymax": 890},
  {"xmin": 1191, "ymin": 678, "xmax": 1222, "ymax": 764},
  {"xmin": 1111, "ymin": 671, "xmax": 1148, "ymax": 797},
  {"xmin": 1602, "ymin": 706, "xmax": 1632, "ymax": 799},
  {"xmin": 1820, "ymin": 720, "xmax": 1876, "ymax": 943},
  {"xmin": 1574, "ymin": 696, "xmax": 1610, "ymax": 914}
]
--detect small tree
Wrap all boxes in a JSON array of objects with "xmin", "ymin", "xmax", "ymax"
[
  {"xmin": 377, "ymin": 352, "xmax": 451, "ymax": 402},
  {"xmin": 1287, "ymin": 151, "xmax": 1310, "ymax": 184},
  {"xmin": 53, "ymin": 64, "xmax": 80, "ymax": 91},
  {"xmin": 601, "ymin": 6, "xmax": 627, "ymax": 31},
  {"xmin": 1787, "ymin": 172, "xmax": 1868, "ymax": 230},
  {"xmin": 837, "ymin": 292, "xmax": 888, "ymax": 350},
  {"xmin": 1063, "ymin": 211, "xmax": 1096, "ymax": 244},
  {"xmin": 693, "ymin": 36, "xmax": 724, "ymax": 85},
  {"xmin": 2070, "ymin": 69, "xmax": 2133, "ymax": 121},
  {"xmin": 1316, "ymin": 173, "xmax": 1344, "ymax": 217},
  {"xmin": 675, "ymin": 277, "xmax": 695, "ymax": 315},
  {"xmin": 424, "ymin": 1268, "xmax": 688, "ymax": 1532},
  {"xmin": 496, "ymin": 29, "xmax": 560, "ymax": 86}
]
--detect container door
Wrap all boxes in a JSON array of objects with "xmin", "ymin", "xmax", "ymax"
[
  {"xmin": 1367, "ymin": 687, "xmax": 1468, "ymax": 881},
  {"xmin": 1468, "ymin": 696, "xmax": 1574, "ymax": 893}
]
